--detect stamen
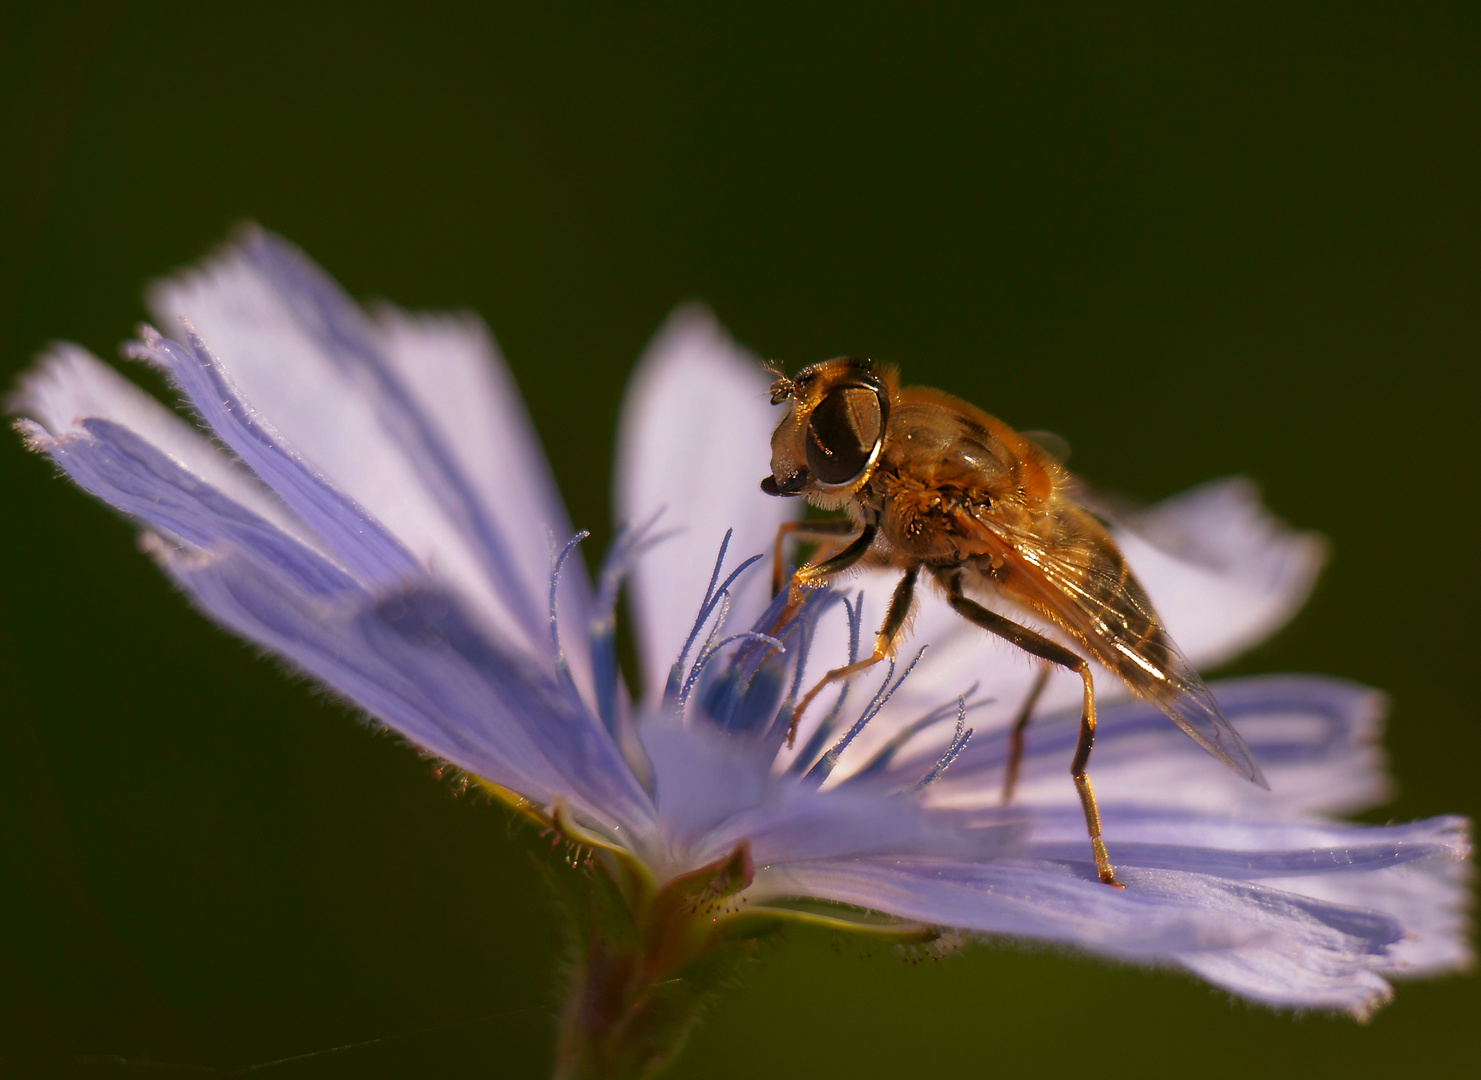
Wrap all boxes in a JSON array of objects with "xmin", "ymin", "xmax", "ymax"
[
  {"xmin": 709, "ymin": 664, "xmax": 784, "ymax": 735},
  {"xmin": 752, "ymin": 601, "xmax": 813, "ymax": 738},
  {"xmin": 594, "ymin": 512, "xmax": 675, "ymax": 625},
  {"xmin": 548, "ymin": 529, "xmax": 590, "ymax": 696},
  {"xmin": 845, "ymin": 686, "xmax": 991, "ymax": 783},
  {"xmin": 783, "ymin": 600, "xmax": 816, "ymax": 702},
  {"xmin": 725, "ymin": 580, "xmax": 808, "ymax": 688},
  {"xmin": 844, "ymin": 592, "xmax": 864, "ymax": 667},
  {"xmin": 734, "ymin": 587, "xmax": 841, "ymax": 741},
  {"xmin": 704, "ymin": 557, "xmax": 765, "ymax": 627},
  {"xmin": 664, "ymin": 529, "xmax": 764, "ymax": 703},
  {"xmin": 673, "ymin": 528, "xmax": 733, "ymax": 676},
  {"xmin": 914, "ymin": 699, "xmax": 974, "ymax": 791},
  {"xmin": 698, "ymin": 591, "xmax": 732, "ymax": 667},
  {"xmin": 803, "ymin": 645, "xmax": 928, "ymax": 787},
  {"xmin": 784, "ymin": 592, "xmax": 865, "ymax": 771},
  {"xmin": 590, "ymin": 512, "xmax": 676, "ymax": 733},
  {"xmin": 678, "ymin": 631, "xmax": 786, "ymax": 709}
]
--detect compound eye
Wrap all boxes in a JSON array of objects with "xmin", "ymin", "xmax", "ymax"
[{"xmin": 805, "ymin": 385, "xmax": 884, "ymax": 485}]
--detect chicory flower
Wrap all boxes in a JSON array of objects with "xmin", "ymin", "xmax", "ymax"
[{"xmin": 13, "ymin": 230, "xmax": 1470, "ymax": 1077}]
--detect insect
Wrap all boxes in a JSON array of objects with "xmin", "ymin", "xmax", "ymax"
[{"xmin": 761, "ymin": 358, "xmax": 1267, "ymax": 887}]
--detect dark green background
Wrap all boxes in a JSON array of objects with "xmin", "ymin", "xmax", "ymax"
[{"xmin": 2, "ymin": 3, "xmax": 1475, "ymax": 1077}]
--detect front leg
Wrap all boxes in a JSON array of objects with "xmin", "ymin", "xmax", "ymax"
[
  {"xmin": 936, "ymin": 568, "xmax": 1123, "ymax": 888},
  {"xmin": 788, "ymin": 563, "xmax": 918, "ymax": 747},
  {"xmin": 771, "ymin": 518, "xmax": 865, "ymax": 595},
  {"xmin": 763, "ymin": 523, "xmax": 879, "ymax": 668},
  {"xmin": 785, "ymin": 522, "xmax": 878, "ymax": 603}
]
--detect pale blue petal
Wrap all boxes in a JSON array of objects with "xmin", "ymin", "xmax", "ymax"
[
  {"xmin": 909, "ymin": 675, "xmax": 1391, "ymax": 818},
  {"xmin": 12, "ymin": 343, "xmax": 315, "ymax": 546},
  {"xmin": 129, "ymin": 327, "xmax": 421, "ymax": 589},
  {"xmin": 713, "ymin": 797, "xmax": 1020, "ymax": 871},
  {"xmin": 1269, "ymin": 830, "xmax": 1472, "ymax": 978},
  {"xmin": 20, "ymin": 417, "xmax": 355, "ymax": 598},
  {"xmin": 758, "ymin": 811, "xmax": 1465, "ymax": 1015},
  {"xmin": 642, "ymin": 712, "xmax": 775, "ymax": 850},
  {"xmin": 1018, "ymin": 806, "xmax": 1465, "ymax": 878},
  {"xmin": 149, "ymin": 542, "xmax": 655, "ymax": 834},
  {"xmin": 641, "ymin": 714, "xmax": 1019, "ymax": 869},
  {"xmin": 146, "ymin": 229, "xmax": 584, "ymax": 672},
  {"xmin": 757, "ymin": 857, "xmax": 1258, "ymax": 953},
  {"xmin": 759, "ymin": 857, "xmax": 1413, "ymax": 1016}
]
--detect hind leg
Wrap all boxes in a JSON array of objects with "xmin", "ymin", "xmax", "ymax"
[
  {"xmin": 1003, "ymin": 661, "xmax": 1051, "ymax": 805},
  {"xmin": 937, "ymin": 569, "xmax": 1122, "ymax": 888}
]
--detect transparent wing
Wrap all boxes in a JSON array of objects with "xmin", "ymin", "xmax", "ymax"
[{"xmin": 971, "ymin": 504, "xmax": 1268, "ymax": 788}]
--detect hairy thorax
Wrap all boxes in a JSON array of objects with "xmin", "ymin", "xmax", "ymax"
[{"xmin": 862, "ymin": 395, "xmax": 1054, "ymax": 568}]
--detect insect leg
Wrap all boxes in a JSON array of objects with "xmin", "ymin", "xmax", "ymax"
[
  {"xmin": 786, "ymin": 522, "xmax": 877, "ymax": 603},
  {"xmin": 937, "ymin": 570, "xmax": 1123, "ymax": 888},
  {"xmin": 765, "ymin": 524, "xmax": 879, "ymax": 668},
  {"xmin": 772, "ymin": 518, "xmax": 863, "ymax": 596},
  {"xmin": 787, "ymin": 564, "xmax": 918, "ymax": 747},
  {"xmin": 1003, "ymin": 661, "xmax": 1051, "ymax": 806}
]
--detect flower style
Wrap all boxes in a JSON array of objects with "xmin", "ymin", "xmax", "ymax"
[{"xmin": 13, "ymin": 230, "xmax": 1471, "ymax": 1074}]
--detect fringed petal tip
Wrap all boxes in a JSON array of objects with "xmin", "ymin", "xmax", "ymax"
[
  {"xmin": 12, "ymin": 417, "xmax": 51, "ymax": 452},
  {"xmin": 1113, "ymin": 813, "xmax": 1471, "ymax": 1017},
  {"xmin": 12, "ymin": 340, "xmax": 165, "ymax": 440},
  {"xmin": 139, "ymin": 227, "xmax": 588, "ymax": 669},
  {"xmin": 1375, "ymin": 815, "xmax": 1474, "ymax": 981},
  {"xmin": 8, "ymin": 342, "xmax": 92, "ymax": 433}
]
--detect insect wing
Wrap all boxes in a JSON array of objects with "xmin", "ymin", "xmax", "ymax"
[
  {"xmin": 1126, "ymin": 629, "xmax": 1269, "ymax": 789},
  {"xmin": 977, "ymin": 513, "xmax": 1269, "ymax": 788}
]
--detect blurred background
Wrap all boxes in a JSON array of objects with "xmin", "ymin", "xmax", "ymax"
[{"xmin": 1, "ymin": 3, "xmax": 1475, "ymax": 1076}]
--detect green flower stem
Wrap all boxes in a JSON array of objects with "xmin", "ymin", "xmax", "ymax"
[{"xmin": 549, "ymin": 842, "xmax": 760, "ymax": 1080}]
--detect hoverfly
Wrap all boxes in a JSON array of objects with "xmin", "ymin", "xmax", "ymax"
[{"xmin": 761, "ymin": 358, "xmax": 1266, "ymax": 887}]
